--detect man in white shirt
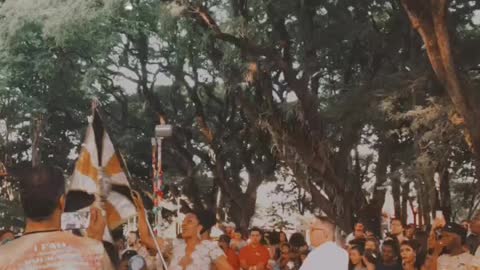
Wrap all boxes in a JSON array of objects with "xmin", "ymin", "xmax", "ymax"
[
  {"xmin": 432, "ymin": 223, "xmax": 480, "ymax": 270},
  {"xmin": 300, "ymin": 216, "xmax": 348, "ymax": 270}
]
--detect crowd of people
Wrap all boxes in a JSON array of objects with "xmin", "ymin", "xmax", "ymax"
[{"xmin": 1, "ymin": 166, "xmax": 480, "ymax": 270}]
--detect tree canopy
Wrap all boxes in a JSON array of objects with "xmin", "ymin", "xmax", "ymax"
[{"xmin": 0, "ymin": 0, "xmax": 479, "ymax": 232}]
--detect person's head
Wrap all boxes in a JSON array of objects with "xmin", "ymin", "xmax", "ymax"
[
  {"xmin": 224, "ymin": 222, "xmax": 236, "ymax": 235},
  {"xmin": 280, "ymin": 243, "xmax": 291, "ymax": 260},
  {"xmin": 181, "ymin": 209, "xmax": 216, "ymax": 240},
  {"xmin": 461, "ymin": 220, "xmax": 470, "ymax": 231},
  {"xmin": 439, "ymin": 223, "xmax": 467, "ymax": 252},
  {"xmin": 405, "ymin": 224, "xmax": 416, "ymax": 239},
  {"xmin": 127, "ymin": 231, "xmax": 140, "ymax": 247},
  {"xmin": 19, "ymin": 166, "xmax": 66, "ymax": 223},
  {"xmin": 349, "ymin": 245, "xmax": 365, "ymax": 267},
  {"xmin": 309, "ymin": 216, "xmax": 335, "ymax": 248},
  {"xmin": 470, "ymin": 213, "xmax": 480, "ymax": 235},
  {"xmin": 353, "ymin": 222, "xmax": 366, "ymax": 239},
  {"xmin": 289, "ymin": 232, "xmax": 307, "ymax": 249},
  {"xmin": 279, "ymin": 231, "xmax": 288, "ymax": 243},
  {"xmin": 400, "ymin": 240, "xmax": 419, "ymax": 266},
  {"xmin": 0, "ymin": 229, "xmax": 15, "ymax": 245},
  {"xmin": 249, "ymin": 227, "xmax": 263, "ymax": 246},
  {"xmin": 381, "ymin": 239, "xmax": 399, "ymax": 264},
  {"xmin": 390, "ymin": 218, "xmax": 404, "ymax": 236},
  {"xmin": 365, "ymin": 237, "xmax": 378, "ymax": 252},
  {"xmin": 233, "ymin": 228, "xmax": 243, "ymax": 240},
  {"xmin": 218, "ymin": 234, "xmax": 231, "ymax": 250}
]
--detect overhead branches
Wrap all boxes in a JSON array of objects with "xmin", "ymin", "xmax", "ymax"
[{"xmin": 400, "ymin": 0, "xmax": 480, "ymax": 157}]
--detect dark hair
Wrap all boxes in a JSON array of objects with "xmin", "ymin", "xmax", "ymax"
[
  {"xmin": 348, "ymin": 245, "xmax": 366, "ymax": 270},
  {"xmin": 400, "ymin": 240, "xmax": 419, "ymax": 251},
  {"xmin": 219, "ymin": 234, "xmax": 231, "ymax": 245},
  {"xmin": 190, "ymin": 209, "xmax": 216, "ymax": 234},
  {"xmin": 280, "ymin": 242, "xmax": 291, "ymax": 250},
  {"xmin": 400, "ymin": 239, "xmax": 424, "ymax": 268},
  {"xmin": 413, "ymin": 230, "xmax": 428, "ymax": 267},
  {"xmin": 349, "ymin": 238, "xmax": 366, "ymax": 247},
  {"xmin": 382, "ymin": 239, "xmax": 399, "ymax": 256},
  {"xmin": 390, "ymin": 218, "xmax": 404, "ymax": 227},
  {"xmin": 19, "ymin": 166, "xmax": 65, "ymax": 221},
  {"xmin": 249, "ymin": 227, "xmax": 263, "ymax": 235},
  {"xmin": 289, "ymin": 232, "xmax": 307, "ymax": 248},
  {"xmin": 103, "ymin": 241, "xmax": 120, "ymax": 268}
]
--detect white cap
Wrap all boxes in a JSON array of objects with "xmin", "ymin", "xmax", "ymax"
[{"xmin": 225, "ymin": 222, "xmax": 236, "ymax": 228}]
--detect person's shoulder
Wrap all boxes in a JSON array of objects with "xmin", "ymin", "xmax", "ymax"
[
  {"xmin": 322, "ymin": 242, "xmax": 347, "ymax": 257},
  {"xmin": 437, "ymin": 253, "xmax": 450, "ymax": 264},
  {"xmin": 458, "ymin": 251, "xmax": 475, "ymax": 261},
  {"xmin": 202, "ymin": 239, "xmax": 218, "ymax": 248},
  {"xmin": 226, "ymin": 248, "xmax": 237, "ymax": 256},
  {"xmin": 325, "ymin": 241, "xmax": 346, "ymax": 251},
  {"xmin": 0, "ymin": 238, "xmax": 18, "ymax": 260},
  {"xmin": 59, "ymin": 231, "xmax": 103, "ymax": 246}
]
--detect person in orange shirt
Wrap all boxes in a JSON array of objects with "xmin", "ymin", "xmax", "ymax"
[
  {"xmin": 220, "ymin": 234, "xmax": 241, "ymax": 270},
  {"xmin": 239, "ymin": 227, "xmax": 271, "ymax": 270}
]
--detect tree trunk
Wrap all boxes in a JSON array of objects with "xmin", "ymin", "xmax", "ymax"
[
  {"xmin": 418, "ymin": 178, "xmax": 433, "ymax": 227},
  {"xmin": 31, "ymin": 115, "xmax": 44, "ymax": 167},
  {"xmin": 370, "ymin": 139, "xmax": 391, "ymax": 236},
  {"xmin": 417, "ymin": 194, "xmax": 424, "ymax": 228},
  {"xmin": 400, "ymin": 0, "xmax": 480, "ymax": 157},
  {"xmin": 401, "ymin": 182, "xmax": 410, "ymax": 224},
  {"xmin": 228, "ymin": 193, "xmax": 257, "ymax": 232},
  {"xmin": 392, "ymin": 172, "xmax": 401, "ymax": 219},
  {"xmin": 439, "ymin": 167, "xmax": 452, "ymax": 221}
]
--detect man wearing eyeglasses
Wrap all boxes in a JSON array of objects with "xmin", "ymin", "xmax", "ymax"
[{"xmin": 299, "ymin": 216, "xmax": 348, "ymax": 270}]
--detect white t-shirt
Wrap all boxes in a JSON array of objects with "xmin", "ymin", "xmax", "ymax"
[
  {"xmin": 299, "ymin": 241, "xmax": 348, "ymax": 270},
  {"xmin": 168, "ymin": 239, "xmax": 225, "ymax": 270},
  {"xmin": 345, "ymin": 233, "xmax": 355, "ymax": 244},
  {"xmin": 437, "ymin": 252, "xmax": 480, "ymax": 270}
]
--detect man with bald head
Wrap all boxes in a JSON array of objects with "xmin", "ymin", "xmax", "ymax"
[{"xmin": 299, "ymin": 216, "xmax": 348, "ymax": 270}]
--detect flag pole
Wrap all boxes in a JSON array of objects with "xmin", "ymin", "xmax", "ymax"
[
  {"xmin": 153, "ymin": 117, "xmax": 172, "ymax": 234},
  {"xmin": 144, "ymin": 208, "xmax": 169, "ymax": 270}
]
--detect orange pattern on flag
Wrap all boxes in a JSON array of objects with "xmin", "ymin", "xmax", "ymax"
[
  {"xmin": 104, "ymin": 200, "xmax": 123, "ymax": 230},
  {"xmin": 75, "ymin": 149, "xmax": 99, "ymax": 182},
  {"xmin": 104, "ymin": 154, "xmax": 123, "ymax": 178}
]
